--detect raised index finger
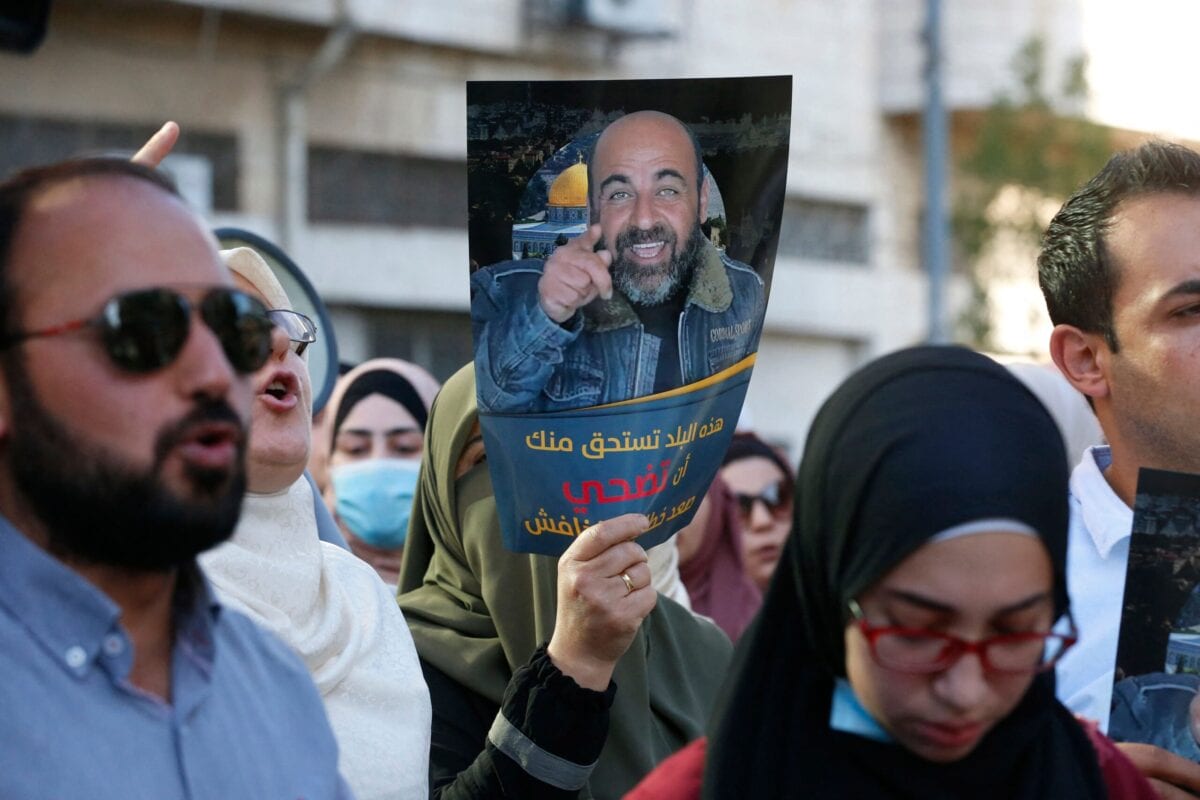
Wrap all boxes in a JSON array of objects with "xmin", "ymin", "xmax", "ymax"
[
  {"xmin": 566, "ymin": 513, "xmax": 650, "ymax": 563},
  {"xmin": 575, "ymin": 224, "xmax": 613, "ymax": 297},
  {"xmin": 573, "ymin": 223, "xmax": 603, "ymax": 252},
  {"xmin": 131, "ymin": 121, "xmax": 180, "ymax": 168}
]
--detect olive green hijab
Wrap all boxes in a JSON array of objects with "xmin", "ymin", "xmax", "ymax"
[{"xmin": 398, "ymin": 364, "xmax": 731, "ymax": 798}]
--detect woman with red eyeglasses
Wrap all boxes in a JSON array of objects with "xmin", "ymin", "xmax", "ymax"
[{"xmin": 626, "ymin": 346, "xmax": 1154, "ymax": 799}]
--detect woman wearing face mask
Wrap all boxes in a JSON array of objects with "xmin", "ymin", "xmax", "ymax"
[
  {"xmin": 627, "ymin": 346, "xmax": 1154, "ymax": 800},
  {"xmin": 325, "ymin": 358, "xmax": 441, "ymax": 586},
  {"xmin": 200, "ymin": 248, "xmax": 431, "ymax": 800}
]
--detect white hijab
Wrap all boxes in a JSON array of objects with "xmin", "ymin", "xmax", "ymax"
[
  {"xmin": 647, "ymin": 537, "xmax": 692, "ymax": 610},
  {"xmin": 200, "ymin": 477, "xmax": 431, "ymax": 800},
  {"xmin": 209, "ymin": 246, "xmax": 430, "ymax": 798}
]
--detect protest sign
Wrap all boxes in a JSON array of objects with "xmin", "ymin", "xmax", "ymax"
[
  {"xmin": 1110, "ymin": 468, "xmax": 1200, "ymax": 760},
  {"xmin": 467, "ymin": 76, "xmax": 791, "ymax": 554}
]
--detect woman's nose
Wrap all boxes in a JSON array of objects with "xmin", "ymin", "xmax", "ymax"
[
  {"xmin": 268, "ymin": 324, "xmax": 290, "ymax": 360},
  {"xmin": 749, "ymin": 498, "xmax": 774, "ymax": 529},
  {"xmin": 932, "ymin": 650, "xmax": 990, "ymax": 712}
]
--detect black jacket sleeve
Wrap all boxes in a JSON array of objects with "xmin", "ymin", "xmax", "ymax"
[{"xmin": 425, "ymin": 644, "xmax": 616, "ymax": 799}]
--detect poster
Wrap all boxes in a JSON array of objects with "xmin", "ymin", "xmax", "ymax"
[
  {"xmin": 1110, "ymin": 468, "xmax": 1200, "ymax": 760},
  {"xmin": 467, "ymin": 77, "xmax": 791, "ymax": 555}
]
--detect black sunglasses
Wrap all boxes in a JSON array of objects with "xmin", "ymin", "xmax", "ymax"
[
  {"xmin": 0, "ymin": 286, "xmax": 275, "ymax": 374},
  {"xmin": 267, "ymin": 309, "xmax": 317, "ymax": 357},
  {"xmin": 733, "ymin": 481, "xmax": 791, "ymax": 521}
]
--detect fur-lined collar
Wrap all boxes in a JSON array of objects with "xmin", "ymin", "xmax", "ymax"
[{"xmin": 582, "ymin": 240, "xmax": 733, "ymax": 333}]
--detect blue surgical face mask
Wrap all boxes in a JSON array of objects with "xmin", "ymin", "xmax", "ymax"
[{"xmin": 330, "ymin": 458, "xmax": 422, "ymax": 550}]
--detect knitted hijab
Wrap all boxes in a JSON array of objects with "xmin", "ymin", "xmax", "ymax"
[{"xmin": 677, "ymin": 475, "xmax": 762, "ymax": 643}]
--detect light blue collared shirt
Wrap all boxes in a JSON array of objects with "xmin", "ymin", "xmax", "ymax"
[
  {"xmin": 0, "ymin": 515, "xmax": 354, "ymax": 799},
  {"xmin": 830, "ymin": 678, "xmax": 893, "ymax": 743}
]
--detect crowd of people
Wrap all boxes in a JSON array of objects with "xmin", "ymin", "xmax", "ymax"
[{"xmin": 3, "ymin": 116, "xmax": 1200, "ymax": 799}]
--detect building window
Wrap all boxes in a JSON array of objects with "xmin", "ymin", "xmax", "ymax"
[
  {"xmin": 0, "ymin": 113, "xmax": 239, "ymax": 211},
  {"xmin": 308, "ymin": 147, "xmax": 466, "ymax": 228},
  {"xmin": 347, "ymin": 307, "xmax": 473, "ymax": 383},
  {"xmin": 778, "ymin": 197, "xmax": 870, "ymax": 265}
]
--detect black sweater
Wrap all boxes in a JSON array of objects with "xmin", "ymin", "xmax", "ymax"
[{"xmin": 425, "ymin": 644, "xmax": 617, "ymax": 799}]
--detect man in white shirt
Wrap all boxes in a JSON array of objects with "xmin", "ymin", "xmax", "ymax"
[{"xmin": 1041, "ymin": 140, "xmax": 1200, "ymax": 797}]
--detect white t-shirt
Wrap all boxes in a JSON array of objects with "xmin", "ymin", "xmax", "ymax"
[{"xmin": 1055, "ymin": 445, "xmax": 1134, "ymax": 732}]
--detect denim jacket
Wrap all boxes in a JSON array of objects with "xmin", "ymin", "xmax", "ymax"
[
  {"xmin": 1109, "ymin": 672, "xmax": 1200, "ymax": 761},
  {"xmin": 470, "ymin": 240, "xmax": 765, "ymax": 413}
]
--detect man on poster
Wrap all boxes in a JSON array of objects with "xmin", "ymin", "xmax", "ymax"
[
  {"xmin": 471, "ymin": 110, "xmax": 766, "ymax": 414},
  {"xmin": 1041, "ymin": 140, "xmax": 1200, "ymax": 794}
]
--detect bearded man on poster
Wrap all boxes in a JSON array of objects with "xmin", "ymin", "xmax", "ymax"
[{"xmin": 471, "ymin": 110, "xmax": 766, "ymax": 414}]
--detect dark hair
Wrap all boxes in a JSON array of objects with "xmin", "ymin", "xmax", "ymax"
[
  {"xmin": 1038, "ymin": 140, "xmax": 1200, "ymax": 351},
  {"xmin": 722, "ymin": 432, "xmax": 795, "ymax": 500},
  {"xmin": 585, "ymin": 112, "xmax": 705, "ymax": 224},
  {"xmin": 0, "ymin": 158, "xmax": 179, "ymax": 340}
]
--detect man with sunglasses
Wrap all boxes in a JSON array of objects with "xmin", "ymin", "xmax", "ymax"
[{"xmin": 0, "ymin": 158, "xmax": 350, "ymax": 798}]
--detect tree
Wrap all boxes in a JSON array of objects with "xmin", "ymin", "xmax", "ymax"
[{"xmin": 954, "ymin": 37, "xmax": 1115, "ymax": 348}]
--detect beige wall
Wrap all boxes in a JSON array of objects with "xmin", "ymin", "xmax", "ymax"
[{"xmin": 0, "ymin": 0, "xmax": 937, "ymax": 455}]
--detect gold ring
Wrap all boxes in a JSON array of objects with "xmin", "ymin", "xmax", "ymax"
[{"xmin": 619, "ymin": 571, "xmax": 635, "ymax": 595}]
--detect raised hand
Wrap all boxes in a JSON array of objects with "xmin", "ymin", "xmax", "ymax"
[
  {"xmin": 547, "ymin": 513, "xmax": 656, "ymax": 690},
  {"xmin": 537, "ymin": 224, "xmax": 614, "ymax": 324},
  {"xmin": 131, "ymin": 121, "xmax": 180, "ymax": 168}
]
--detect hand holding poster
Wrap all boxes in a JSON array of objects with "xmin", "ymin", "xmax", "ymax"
[{"xmin": 467, "ymin": 77, "xmax": 791, "ymax": 555}]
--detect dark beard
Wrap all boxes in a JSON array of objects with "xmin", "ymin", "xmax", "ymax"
[
  {"xmin": 3, "ymin": 356, "xmax": 247, "ymax": 571},
  {"xmin": 609, "ymin": 221, "xmax": 707, "ymax": 307}
]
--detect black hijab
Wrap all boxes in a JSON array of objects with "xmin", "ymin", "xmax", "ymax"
[
  {"xmin": 703, "ymin": 345, "xmax": 1106, "ymax": 799},
  {"xmin": 331, "ymin": 369, "xmax": 429, "ymax": 441}
]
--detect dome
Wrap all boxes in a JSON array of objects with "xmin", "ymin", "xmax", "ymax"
[{"xmin": 548, "ymin": 160, "xmax": 588, "ymax": 208}]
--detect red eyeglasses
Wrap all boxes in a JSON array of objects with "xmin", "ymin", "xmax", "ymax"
[{"xmin": 847, "ymin": 599, "xmax": 1077, "ymax": 674}]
